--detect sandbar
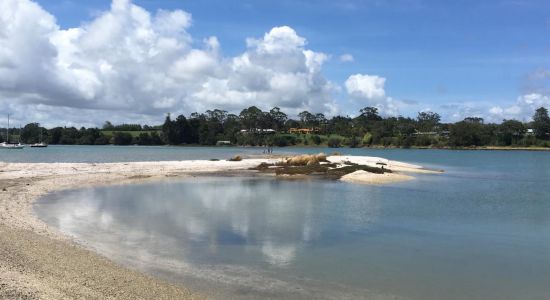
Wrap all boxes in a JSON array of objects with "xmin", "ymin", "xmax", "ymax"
[{"xmin": 0, "ymin": 155, "xmax": 437, "ymax": 299}]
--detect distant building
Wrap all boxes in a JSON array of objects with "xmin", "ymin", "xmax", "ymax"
[
  {"xmin": 413, "ymin": 130, "xmax": 450, "ymax": 137},
  {"xmin": 216, "ymin": 140, "xmax": 231, "ymax": 146},
  {"xmin": 413, "ymin": 131, "xmax": 438, "ymax": 136},
  {"xmin": 240, "ymin": 129, "xmax": 276, "ymax": 134},
  {"xmin": 526, "ymin": 129, "xmax": 535, "ymax": 136},
  {"xmin": 289, "ymin": 128, "xmax": 320, "ymax": 134}
]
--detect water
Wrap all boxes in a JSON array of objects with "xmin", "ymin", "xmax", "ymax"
[
  {"xmin": 0, "ymin": 145, "xmax": 278, "ymax": 163},
  {"xmin": 0, "ymin": 144, "xmax": 372, "ymax": 163},
  {"xmin": 34, "ymin": 150, "xmax": 550, "ymax": 299},
  {"xmin": 0, "ymin": 144, "xmax": 505, "ymax": 168}
]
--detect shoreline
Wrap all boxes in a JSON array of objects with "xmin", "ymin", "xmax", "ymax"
[
  {"xmin": 0, "ymin": 156, "xmax": 434, "ymax": 299},
  {"xmin": 8, "ymin": 143, "xmax": 550, "ymax": 151}
]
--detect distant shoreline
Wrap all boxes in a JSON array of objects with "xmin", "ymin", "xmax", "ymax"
[{"xmin": 25, "ymin": 144, "xmax": 550, "ymax": 151}]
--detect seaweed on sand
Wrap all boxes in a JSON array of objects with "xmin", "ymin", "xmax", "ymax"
[{"xmin": 250, "ymin": 154, "xmax": 390, "ymax": 180}]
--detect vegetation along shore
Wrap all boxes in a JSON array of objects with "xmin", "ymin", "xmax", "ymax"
[{"xmin": 3, "ymin": 106, "xmax": 550, "ymax": 150}]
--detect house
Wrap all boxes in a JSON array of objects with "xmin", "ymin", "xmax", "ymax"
[
  {"xmin": 413, "ymin": 130, "xmax": 450, "ymax": 137},
  {"xmin": 216, "ymin": 140, "xmax": 231, "ymax": 146},
  {"xmin": 289, "ymin": 128, "xmax": 320, "ymax": 134},
  {"xmin": 240, "ymin": 129, "xmax": 276, "ymax": 134}
]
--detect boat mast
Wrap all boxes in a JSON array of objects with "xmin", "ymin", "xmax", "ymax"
[{"xmin": 7, "ymin": 113, "xmax": 9, "ymax": 144}]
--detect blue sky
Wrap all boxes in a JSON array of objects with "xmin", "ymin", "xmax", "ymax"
[
  {"xmin": 38, "ymin": 0, "xmax": 550, "ymax": 99},
  {"xmin": 2, "ymin": 0, "xmax": 550, "ymax": 125}
]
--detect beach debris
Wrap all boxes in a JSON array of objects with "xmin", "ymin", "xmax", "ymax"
[
  {"xmin": 284, "ymin": 153, "xmax": 328, "ymax": 166},
  {"xmin": 251, "ymin": 153, "xmax": 390, "ymax": 180},
  {"xmin": 376, "ymin": 161, "xmax": 388, "ymax": 169},
  {"xmin": 228, "ymin": 155, "xmax": 242, "ymax": 161}
]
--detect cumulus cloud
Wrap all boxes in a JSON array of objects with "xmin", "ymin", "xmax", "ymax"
[
  {"xmin": 488, "ymin": 93, "xmax": 550, "ymax": 122},
  {"xmin": 344, "ymin": 73, "xmax": 405, "ymax": 115},
  {"xmin": 339, "ymin": 53, "xmax": 354, "ymax": 63},
  {"xmin": 192, "ymin": 26, "xmax": 337, "ymax": 114},
  {"xmin": 0, "ymin": 0, "xmax": 337, "ymax": 126},
  {"xmin": 345, "ymin": 74, "xmax": 386, "ymax": 100},
  {"xmin": 437, "ymin": 102, "xmax": 489, "ymax": 122}
]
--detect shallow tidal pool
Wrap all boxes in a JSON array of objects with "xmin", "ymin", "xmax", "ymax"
[{"xmin": 35, "ymin": 160, "xmax": 550, "ymax": 300}]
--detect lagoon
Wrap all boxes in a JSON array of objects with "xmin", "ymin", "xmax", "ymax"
[{"xmin": 34, "ymin": 150, "xmax": 550, "ymax": 299}]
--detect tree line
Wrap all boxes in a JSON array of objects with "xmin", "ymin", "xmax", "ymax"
[{"xmin": 4, "ymin": 106, "xmax": 550, "ymax": 148}]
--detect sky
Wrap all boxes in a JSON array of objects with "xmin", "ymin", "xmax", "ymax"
[{"xmin": 1, "ymin": 0, "xmax": 549, "ymax": 127}]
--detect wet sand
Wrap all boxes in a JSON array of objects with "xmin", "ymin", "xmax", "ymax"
[{"xmin": 0, "ymin": 156, "xmax": 433, "ymax": 299}]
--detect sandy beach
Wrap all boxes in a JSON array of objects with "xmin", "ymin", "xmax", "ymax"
[{"xmin": 0, "ymin": 156, "xmax": 434, "ymax": 299}]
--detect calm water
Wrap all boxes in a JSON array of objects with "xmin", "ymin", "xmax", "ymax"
[
  {"xmin": 34, "ymin": 150, "xmax": 550, "ymax": 299},
  {"xmin": 0, "ymin": 144, "xmax": 511, "ymax": 168},
  {"xmin": 0, "ymin": 145, "xmax": 282, "ymax": 163}
]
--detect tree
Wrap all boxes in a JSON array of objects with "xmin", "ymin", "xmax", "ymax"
[
  {"xmin": 48, "ymin": 127, "xmax": 63, "ymax": 144},
  {"xmin": 187, "ymin": 114, "xmax": 202, "ymax": 144},
  {"xmin": 269, "ymin": 107, "xmax": 287, "ymax": 131},
  {"xmin": 258, "ymin": 112, "xmax": 273, "ymax": 130},
  {"xmin": 498, "ymin": 120, "xmax": 525, "ymax": 146},
  {"xmin": 78, "ymin": 128, "xmax": 102, "ymax": 145},
  {"xmin": 464, "ymin": 117, "xmax": 484, "ymax": 124},
  {"xmin": 449, "ymin": 120, "xmax": 487, "ymax": 146},
  {"xmin": 327, "ymin": 116, "xmax": 353, "ymax": 136},
  {"xmin": 112, "ymin": 132, "xmax": 133, "ymax": 145},
  {"xmin": 298, "ymin": 111, "xmax": 315, "ymax": 127},
  {"xmin": 223, "ymin": 114, "xmax": 241, "ymax": 142},
  {"xmin": 59, "ymin": 127, "xmax": 80, "ymax": 144},
  {"xmin": 175, "ymin": 115, "xmax": 191, "ymax": 144},
  {"xmin": 20, "ymin": 123, "xmax": 42, "ymax": 143},
  {"xmin": 327, "ymin": 135, "xmax": 343, "ymax": 148},
  {"xmin": 240, "ymin": 106, "xmax": 263, "ymax": 131},
  {"xmin": 417, "ymin": 111, "xmax": 441, "ymax": 132},
  {"xmin": 315, "ymin": 113, "xmax": 327, "ymax": 127},
  {"xmin": 137, "ymin": 132, "xmax": 152, "ymax": 145},
  {"xmin": 285, "ymin": 119, "xmax": 300, "ymax": 130},
  {"xmin": 360, "ymin": 107, "xmax": 382, "ymax": 121},
  {"xmin": 149, "ymin": 131, "xmax": 163, "ymax": 145},
  {"xmin": 205, "ymin": 109, "xmax": 228, "ymax": 124},
  {"xmin": 533, "ymin": 107, "xmax": 550, "ymax": 139},
  {"xmin": 102, "ymin": 121, "xmax": 114, "ymax": 130},
  {"xmin": 161, "ymin": 114, "xmax": 178, "ymax": 145}
]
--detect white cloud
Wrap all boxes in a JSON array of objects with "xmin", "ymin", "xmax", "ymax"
[
  {"xmin": 442, "ymin": 102, "xmax": 488, "ymax": 122},
  {"xmin": 0, "ymin": 0, "xmax": 337, "ymax": 126},
  {"xmin": 345, "ymin": 73, "xmax": 404, "ymax": 115},
  {"xmin": 194, "ymin": 26, "xmax": 337, "ymax": 114},
  {"xmin": 488, "ymin": 93, "xmax": 550, "ymax": 122},
  {"xmin": 339, "ymin": 53, "xmax": 354, "ymax": 63},
  {"xmin": 1, "ymin": 0, "xmax": 543, "ymax": 127},
  {"xmin": 345, "ymin": 74, "xmax": 386, "ymax": 100}
]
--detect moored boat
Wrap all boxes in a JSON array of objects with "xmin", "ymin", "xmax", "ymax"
[
  {"xmin": 0, "ymin": 142, "xmax": 24, "ymax": 149},
  {"xmin": 1, "ymin": 114, "xmax": 24, "ymax": 150},
  {"xmin": 30, "ymin": 128, "xmax": 48, "ymax": 148},
  {"xmin": 30, "ymin": 142, "xmax": 48, "ymax": 148}
]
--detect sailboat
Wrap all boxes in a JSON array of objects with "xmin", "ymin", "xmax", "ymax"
[
  {"xmin": 0, "ymin": 114, "xmax": 24, "ymax": 149},
  {"xmin": 31, "ymin": 128, "xmax": 48, "ymax": 148}
]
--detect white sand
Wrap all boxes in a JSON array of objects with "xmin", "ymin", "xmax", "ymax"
[
  {"xmin": 327, "ymin": 155, "xmax": 443, "ymax": 174},
  {"xmin": 341, "ymin": 170, "xmax": 414, "ymax": 185}
]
